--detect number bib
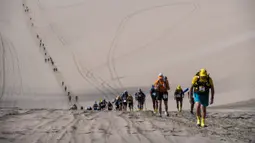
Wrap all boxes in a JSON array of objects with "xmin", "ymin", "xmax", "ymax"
[
  {"xmin": 176, "ymin": 94, "xmax": 181, "ymax": 98},
  {"xmin": 163, "ymin": 94, "xmax": 168, "ymax": 99},
  {"xmin": 199, "ymin": 86, "xmax": 206, "ymax": 92},
  {"xmin": 152, "ymin": 93, "xmax": 156, "ymax": 96}
]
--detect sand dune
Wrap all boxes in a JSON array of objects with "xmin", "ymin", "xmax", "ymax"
[{"xmin": 0, "ymin": 0, "xmax": 255, "ymax": 142}]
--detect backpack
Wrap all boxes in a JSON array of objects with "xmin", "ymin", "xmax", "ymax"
[
  {"xmin": 194, "ymin": 73, "xmax": 212, "ymax": 92},
  {"xmin": 155, "ymin": 77, "xmax": 170, "ymax": 91},
  {"xmin": 165, "ymin": 79, "xmax": 170, "ymax": 90},
  {"xmin": 195, "ymin": 71, "xmax": 210, "ymax": 78},
  {"xmin": 196, "ymin": 75, "xmax": 210, "ymax": 85},
  {"xmin": 175, "ymin": 89, "xmax": 183, "ymax": 98},
  {"xmin": 136, "ymin": 92, "xmax": 144, "ymax": 100},
  {"xmin": 122, "ymin": 93, "xmax": 127, "ymax": 100},
  {"xmin": 127, "ymin": 95, "xmax": 133, "ymax": 101}
]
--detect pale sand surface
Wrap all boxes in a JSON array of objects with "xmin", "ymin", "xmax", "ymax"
[{"xmin": 0, "ymin": 0, "xmax": 255, "ymax": 142}]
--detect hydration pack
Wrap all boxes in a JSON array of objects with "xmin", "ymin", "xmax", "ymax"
[{"xmin": 193, "ymin": 75, "xmax": 211, "ymax": 93}]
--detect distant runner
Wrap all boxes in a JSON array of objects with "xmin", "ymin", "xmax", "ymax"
[
  {"xmin": 99, "ymin": 99, "xmax": 106, "ymax": 109},
  {"xmin": 174, "ymin": 85, "xmax": 184, "ymax": 112},
  {"xmin": 135, "ymin": 88, "xmax": 146, "ymax": 111},
  {"xmin": 103, "ymin": 99, "xmax": 107, "ymax": 105},
  {"xmin": 121, "ymin": 91, "xmax": 129, "ymax": 111},
  {"xmin": 69, "ymin": 104, "xmax": 78, "ymax": 110},
  {"xmin": 93, "ymin": 101, "xmax": 99, "ymax": 110},
  {"xmin": 113, "ymin": 95, "xmax": 122, "ymax": 111},
  {"xmin": 187, "ymin": 91, "xmax": 195, "ymax": 114},
  {"xmin": 154, "ymin": 73, "xmax": 170, "ymax": 117},
  {"xmin": 190, "ymin": 68, "xmax": 215, "ymax": 127},
  {"xmin": 107, "ymin": 101, "xmax": 113, "ymax": 111},
  {"xmin": 150, "ymin": 85, "xmax": 158, "ymax": 113},
  {"xmin": 87, "ymin": 106, "xmax": 92, "ymax": 110},
  {"xmin": 127, "ymin": 94, "xmax": 134, "ymax": 111}
]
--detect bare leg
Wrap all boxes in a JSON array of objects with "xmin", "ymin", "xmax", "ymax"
[
  {"xmin": 201, "ymin": 106, "xmax": 206, "ymax": 119},
  {"xmin": 176, "ymin": 100, "xmax": 179, "ymax": 111},
  {"xmin": 152, "ymin": 99, "xmax": 156, "ymax": 111},
  {"xmin": 190, "ymin": 99, "xmax": 194, "ymax": 113},
  {"xmin": 201, "ymin": 105, "xmax": 206, "ymax": 127},
  {"xmin": 180, "ymin": 99, "xmax": 183, "ymax": 111},
  {"xmin": 196, "ymin": 102, "xmax": 201, "ymax": 125},
  {"xmin": 196, "ymin": 103, "xmax": 201, "ymax": 116},
  {"xmin": 158, "ymin": 99, "xmax": 162, "ymax": 116},
  {"xmin": 155, "ymin": 100, "xmax": 158, "ymax": 112},
  {"xmin": 164, "ymin": 100, "xmax": 169, "ymax": 116},
  {"xmin": 164, "ymin": 100, "xmax": 168, "ymax": 112},
  {"xmin": 141, "ymin": 101, "xmax": 144, "ymax": 110}
]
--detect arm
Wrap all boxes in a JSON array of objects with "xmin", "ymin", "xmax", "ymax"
[
  {"xmin": 211, "ymin": 86, "xmax": 215, "ymax": 104},
  {"xmin": 165, "ymin": 79, "xmax": 170, "ymax": 90},
  {"xmin": 142, "ymin": 92, "xmax": 146, "ymax": 99},
  {"xmin": 190, "ymin": 76, "xmax": 197, "ymax": 97},
  {"xmin": 210, "ymin": 78, "xmax": 215, "ymax": 104},
  {"xmin": 190, "ymin": 85, "xmax": 194, "ymax": 98},
  {"xmin": 174, "ymin": 90, "xmax": 177, "ymax": 96},
  {"xmin": 174, "ymin": 90, "xmax": 177, "ymax": 100}
]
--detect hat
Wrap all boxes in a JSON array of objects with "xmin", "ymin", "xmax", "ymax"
[
  {"xmin": 199, "ymin": 68, "xmax": 207, "ymax": 77},
  {"xmin": 177, "ymin": 85, "xmax": 182, "ymax": 90},
  {"xmin": 158, "ymin": 73, "xmax": 163, "ymax": 77}
]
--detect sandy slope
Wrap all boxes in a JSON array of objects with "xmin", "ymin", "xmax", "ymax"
[
  {"xmin": 0, "ymin": 0, "xmax": 66, "ymax": 109},
  {"xmin": 0, "ymin": 0, "xmax": 255, "ymax": 142},
  {"xmin": 0, "ymin": 109, "xmax": 254, "ymax": 143}
]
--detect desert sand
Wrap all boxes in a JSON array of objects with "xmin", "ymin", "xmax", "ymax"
[{"xmin": 0, "ymin": 0, "xmax": 254, "ymax": 142}]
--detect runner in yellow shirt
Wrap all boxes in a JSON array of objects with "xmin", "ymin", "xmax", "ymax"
[{"xmin": 190, "ymin": 68, "xmax": 215, "ymax": 127}]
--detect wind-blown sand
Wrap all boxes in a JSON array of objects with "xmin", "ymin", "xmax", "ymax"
[{"xmin": 0, "ymin": 0, "xmax": 254, "ymax": 142}]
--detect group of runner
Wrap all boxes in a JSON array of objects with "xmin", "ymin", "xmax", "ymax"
[
  {"xmin": 86, "ymin": 68, "xmax": 214, "ymax": 127},
  {"xmin": 88, "ymin": 89, "xmax": 147, "ymax": 112},
  {"xmin": 150, "ymin": 68, "xmax": 214, "ymax": 127},
  {"xmin": 151, "ymin": 74, "xmax": 189, "ymax": 116},
  {"xmin": 89, "ymin": 99, "xmax": 113, "ymax": 111},
  {"xmin": 113, "ymin": 89, "xmax": 146, "ymax": 111}
]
